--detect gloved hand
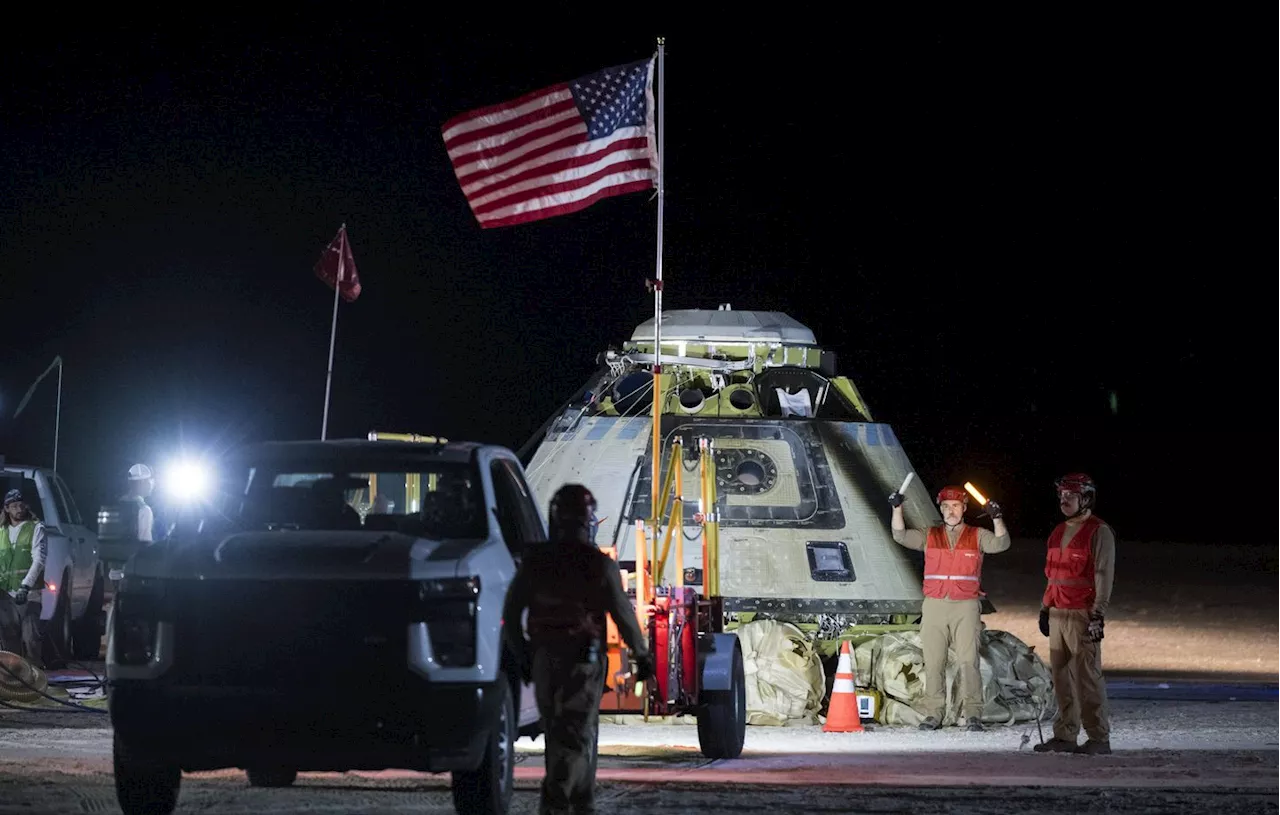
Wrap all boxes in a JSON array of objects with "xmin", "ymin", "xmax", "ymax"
[
  {"xmin": 985, "ymin": 500, "xmax": 1003, "ymax": 520},
  {"xmin": 633, "ymin": 652, "xmax": 657, "ymax": 684},
  {"xmin": 1038, "ymin": 608, "xmax": 1050, "ymax": 637},
  {"xmin": 13, "ymin": 585, "xmax": 29, "ymax": 606},
  {"xmin": 887, "ymin": 491, "xmax": 905, "ymax": 508},
  {"xmin": 517, "ymin": 649, "xmax": 533, "ymax": 684},
  {"xmin": 1087, "ymin": 612, "xmax": 1105, "ymax": 643}
]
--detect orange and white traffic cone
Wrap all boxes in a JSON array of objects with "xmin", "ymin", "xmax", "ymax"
[{"xmin": 823, "ymin": 640, "xmax": 864, "ymax": 733}]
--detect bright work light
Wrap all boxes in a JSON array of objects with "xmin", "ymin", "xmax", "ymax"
[{"xmin": 166, "ymin": 459, "xmax": 213, "ymax": 503}]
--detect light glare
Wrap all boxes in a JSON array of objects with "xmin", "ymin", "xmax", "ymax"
[{"xmin": 168, "ymin": 460, "xmax": 212, "ymax": 502}]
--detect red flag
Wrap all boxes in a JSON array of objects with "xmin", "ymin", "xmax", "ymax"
[
  {"xmin": 314, "ymin": 225, "xmax": 362, "ymax": 303},
  {"xmin": 441, "ymin": 57, "xmax": 657, "ymax": 229}
]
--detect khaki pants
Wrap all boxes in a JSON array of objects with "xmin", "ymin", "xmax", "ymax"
[
  {"xmin": 1048, "ymin": 608, "xmax": 1110, "ymax": 742},
  {"xmin": 532, "ymin": 647, "xmax": 606, "ymax": 815},
  {"xmin": 918, "ymin": 597, "xmax": 983, "ymax": 721}
]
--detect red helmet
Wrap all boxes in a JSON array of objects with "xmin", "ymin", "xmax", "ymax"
[
  {"xmin": 936, "ymin": 485, "xmax": 968, "ymax": 506},
  {"xmin": 1055, "ymin": 473, "xmax": 1096, "ymax": 510}
]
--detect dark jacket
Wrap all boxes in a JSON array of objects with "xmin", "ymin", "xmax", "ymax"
[{"xmin": 503, "ymin": 538, "xmax": 649, "ymax": 661}]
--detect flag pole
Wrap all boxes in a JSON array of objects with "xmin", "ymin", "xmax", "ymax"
[
  {"xmin": 54, "ymin": 359, "xmax": 62, "ymax": 472},
  {"xmin": 320, "ymin": 224, "xmax": 345, "ymax": 441},
  {"xmin": 648, "ymin": 38, "xmax": 666, "ymax": 544},
  {"xmin": 12, "ymin": 355, "xmax": 63, "ymax": 470}
]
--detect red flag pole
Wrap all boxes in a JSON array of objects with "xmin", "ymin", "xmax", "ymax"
[
  {"xmin": 648, "ymin": 39, "xmax": 666, "ymax": 580},
  {"xmin": 320, "ymin": 224, "xmax": 345, "ymax": 440}
]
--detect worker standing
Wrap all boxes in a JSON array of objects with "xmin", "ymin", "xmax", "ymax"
[
  {"xmin": 121, "ymin": 463, "xmax": 157, "ymax": 542},
  {"xmin": 1033, "ymin": 472, "xmax": 1115, "ymax": 755},
  {"xmin": 890, "ymin": 483, "xmax": 1010, "ymax": 731},
  {"xmin": 1, "ymin": 489, "xmax": 48, "ymax": 666},
  {"xmin": 503, "ymin": 484, "xmax": 655, "ymax": 815}
]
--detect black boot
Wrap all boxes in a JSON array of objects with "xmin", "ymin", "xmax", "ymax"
[
  {"xmin": 1076, "ymin": 739, "xmax": 1112, "ymax": 755},
  {"xmin": 1033, "ymin": 737, "xmax": 1078, "ymax": 753}
]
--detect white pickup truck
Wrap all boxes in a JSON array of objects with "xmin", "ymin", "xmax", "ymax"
[
  {"xmin": 107, "ymin": 437, "xmax": 547, "ymax": 815},
  {"xmin": 1, "ymin": 457, "xmax": 107, "ymax": 665}
]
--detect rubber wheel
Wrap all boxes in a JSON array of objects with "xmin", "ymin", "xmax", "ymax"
[
  {"xmin": 71, "ymin": 567, "xmax": 105, "ymax": 660},
  {"xmin": 696, "ymin": 638, "xmax": 747, "ymax": 759},
  {"xmin": 451, "ymin": 677, "xmax": 515, "ymax": 815},
  {"xmin": 246, "ymin": 768, "xmax": 298, "ymax": 787},
  {"xmin": 40, "ymin": 573, "xmax": 72, "ymax": 670},
  {"xmin": 113, "ymin": 733, "xmax": 181, "ymax": 815}
]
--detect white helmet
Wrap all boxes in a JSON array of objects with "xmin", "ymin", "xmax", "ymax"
[{"xmin": 128, "ymin": 463, "xmax": 154, "ymax": 481}]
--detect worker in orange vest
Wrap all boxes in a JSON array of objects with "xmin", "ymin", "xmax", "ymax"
[
  {"xmin": 890, "ymin": 484, "xmax": 1010, "ymax": 731},
  {"xmin": 1033, "ymin": 472, "xmax": 1115, "ymax": 755}
]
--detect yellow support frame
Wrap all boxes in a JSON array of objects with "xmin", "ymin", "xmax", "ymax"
[
  {"xmin": 633, "ymin": 520, "xmax": 649, "ymax": 633},
  {"xmin": 653, "ymin": 440, "xmax": 684, "ymax": 589},
  {"xmin": 699, "ymin": 437, "xmax": 720, "ymax": 597},
  {"xmin": 642, "ymin": 435, "xmax": 720, "ymax": 597}
]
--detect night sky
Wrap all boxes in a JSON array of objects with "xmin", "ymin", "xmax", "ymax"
[{"xmin": 0, "ymin": 22, "xmax": 1266, "ymax": 545}]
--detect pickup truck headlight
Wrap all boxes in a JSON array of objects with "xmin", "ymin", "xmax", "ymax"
[
  {"xmin": 113, "ymin": 578, "xmax": 165, "ymax": 665},
  {"xmin": 417, "ymin": 576, "xmax": 480, "ymax": 600},
  {"xmin": 417, "ymin": 576, "xmax": 480, "ymax": 667}
]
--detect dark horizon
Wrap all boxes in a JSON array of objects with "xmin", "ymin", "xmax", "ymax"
[{"xmin": 0, "ymin": 23, "xmax": 1267, "ymax": 545}]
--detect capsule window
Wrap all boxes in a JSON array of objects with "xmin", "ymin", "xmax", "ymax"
[{"xmin": 806, "ymin": 541, "xmax": 855, "ymax": 582}]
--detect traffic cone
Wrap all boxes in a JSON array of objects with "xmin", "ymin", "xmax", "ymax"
[{"xmin": 823, "ymin": 640, "xmax": 864, "ymax": 733}]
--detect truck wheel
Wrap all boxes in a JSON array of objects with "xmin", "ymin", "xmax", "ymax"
[
  {"xmin": 71, "ymin": 566, "xmax": 105, "ymax": 660},
  {"xmin": 113, "ymin": 733, "xmax": 180, "ymax": 815},
  {"xmin": 246, "ymin": 768, "xmax": 298, "ymax": 787},
  {"xmin": 697, "ymin": 639, "xmax": 747, "ymax": 759},
  {"xmin": 40, "ymin": 574, "xmax": 72, "ymax": 670},
  {"xmin": 451, "ymin": 678, "xmax": 515, "ymax": 815}
]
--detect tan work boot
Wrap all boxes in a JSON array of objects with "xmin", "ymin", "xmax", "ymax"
[
  {"xmin": 1032, "ymin": 737, "xmax": 1077, "ymax": 753},
  {"xmin": 1076, "ymin": 739, "xmax": 1112, "ymax": 755}
]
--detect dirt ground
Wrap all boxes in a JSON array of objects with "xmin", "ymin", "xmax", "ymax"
[{"xmin": 0, "ymin": 770, "xmax": 1273, "ymax": 815}]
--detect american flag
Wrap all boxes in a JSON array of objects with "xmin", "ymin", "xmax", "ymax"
[{"xmin": 442, "ymin": 57, "xmax": 658, "ymax": 229}]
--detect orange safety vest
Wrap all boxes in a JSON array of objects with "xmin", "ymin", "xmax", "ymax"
[
  {"xmin": 922, "ymin": 525, "xmax": 984, "ymax": 601},
  {"xmin": 1042, "ymin": 515, "xmax": 1102, "ymax": 610}
]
